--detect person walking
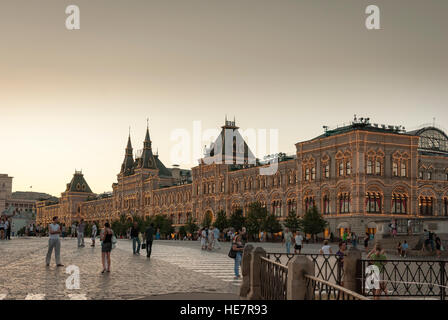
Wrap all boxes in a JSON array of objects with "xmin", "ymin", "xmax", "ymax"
[
  {"xmin": 401, "ymin": 241, "xmax": 409, "ymax": 257},
  {"xmin": 320, "ymin": 240, "xmax": 333, "ymax": 255},
  {"xmin": 207, "ymin": 227, "xmax": 214, "ymax": 251},
  {"xmin": 351, "ymin": 232, "xmax": 357, "ymax": 248},
  {"xmin": 201, "ymin": 228, "xmax": 207, "ymax": 250},
  {"xmin": 71, "ymin": 222, "xmax": 76, "ymax": 238},
  {"xmin": 294, "ymin": 231, "xmax": 303, "ymax": 254},
  {"xmin": 91, "ymin": 222, "xmax": 97, "ymax": 247},
  {"xmin": 364, "ymin": 233, "xmax": 370, "ymax": 253},
  {"xmin": 77, "ymin": 219, "xmax": 86, "ymax": 247},
  {"xmin": 144, "ymin": 223, "xmax": 155, "ymax": 259},
  {"xmin": 0, "ymin": 217, "xmax": 5, "ymax": 240},
  {"xmin": 61, "ymin": 224, "xmax": 66, "ymax": 239},
  {"xmin": 435, "ymin": 234, "xmax": 442, "ymax": 258},
  {"xmin": 46, "ymin": 216, "xmax": 64, "ymax": 267},
  {"xmin": 336, "ymin": 241, "xmax": 346, "ymax": 286},
  {"xmin": 282, "ymin": 227, "xmax": 293, "ymax": 254},
  {"xmin": 213, "ymin": 226, "xmax": 221, "ymax": 249},
  {"xmin": 130, "ymin": 222, "xmax": 141, "ymax": 255},
  {"xmin": 231, "ymin": 234, "xmax": 245, "ymax": 279},
  {"xmin": 407, "ymin": 219, "xmax": 412, "ymax": 235},
  {"xmin": 100, "ymin": 222, "xmax": 114, "ymax": 273},
  {"xmin": 5, "ymin": 218, "xmax": 11, "ymax": 240}
]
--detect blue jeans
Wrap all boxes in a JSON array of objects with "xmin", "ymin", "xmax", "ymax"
[
  {"xmin": 234, "ymin": 252, "xmax": 242, "ymax": 277},
  {"xmin": 132, "ymin": 237, "xmax": 141, "ymax": 254},
  {"xmin": 286, "ymin": 241, "xmax": 291, "ymax": 254}
]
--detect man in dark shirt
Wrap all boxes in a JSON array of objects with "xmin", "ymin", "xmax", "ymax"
[
  {"xmin": 131, "ymin": 222, "xmax": 141, "ymax": 255},
  {"xmin": 144, "ymin": 223, "xmax": 155, "ymax": 259}
]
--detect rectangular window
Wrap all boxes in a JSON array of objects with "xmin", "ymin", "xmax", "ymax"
[
  {"xmin": 339, "ymin": 162, "xmax": 344, "ymax": 176},
  {"xmin": 401, "ymin": 162, "xmax": 407, "ymax": 177},
  {"xmin": 324, "ymin": 164, "xmax": 330, "ymax": 178},
  {"xmin": 311, "ymin": 167, "xmax": 316, "ymax": 180},
  {"xmin": 375, "ymin": 161, "xmax": 381, "ymax": 175},
  {"xmin": 305, "ymin": 168, "xmax": 310, "ymax": 181},
  {"xmin": 367, "ymin": 160, "xmax": 373, "ymax": 174},
  {"xmin": 346, "ymin": 161, "xmax": 351, "ymax": 175},
  {"xmin": 419, "ymin": 171, "xmax": 423, "ymax": 179},
  {"xmin": 393, "ymin": 162, "xmax": 398, "ymax": 176},
  {"xmin": 427, "ymin": 172, "xmax": 432, "ymax": 180}
]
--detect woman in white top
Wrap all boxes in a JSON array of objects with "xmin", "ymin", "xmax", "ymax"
[
  {"xmin": 201, "ymin": 229, "xmax": 207, "ymax": 250},
  {"xmin": 320, "ymin": 240, "xmax": 333, "ymax": 255}
]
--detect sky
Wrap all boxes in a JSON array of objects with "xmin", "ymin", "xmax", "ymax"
[{"xmin": 1, "ymin": 0, "xmax": 447, "ymax": 196}]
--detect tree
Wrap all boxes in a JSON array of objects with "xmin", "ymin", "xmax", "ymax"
[
  {"xmin": 228, "ymin": 208, "xmax": 246, "ymax": 232},
  {"xmin": 201, "ymin": 212, "xmax": 212, "ymax": 228},
  {"xmin": 246, "ymin": 202, "xmax": 268, "ymax": 239},
  {"xmin": 178, "ymin": 225, "xmax": 187, "ymax": 238},
  {"xmin": 298, "ymin": 206, "xmax": 328, "ymax": 240},
  {"xmin": 213, "ymin": 210, "xmax": 228, "ymax": 231},
  {"xmin": 284, "ymin": 210, "xmax": 300, "ymax": 232},
  {"xmin": 185, "ymin": 217, "xmax": 199, "ymax": 235},
  {"xmin": 264, "ymin": 214, "xmax": 282, "ymax": 234}
]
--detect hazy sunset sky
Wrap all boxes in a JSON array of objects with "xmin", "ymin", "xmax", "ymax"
[{"xmin": 1, "ymin": 0, "xmax": 447, "ymax": 196}]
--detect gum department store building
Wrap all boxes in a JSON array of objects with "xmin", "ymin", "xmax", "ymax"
[{"xmin": 36, "ymin": 117, "xmax": 448, "ymax": 238}]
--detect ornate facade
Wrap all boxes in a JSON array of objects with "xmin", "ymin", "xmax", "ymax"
[{"xmin": 36, "ymin": 117, "xmax": 448, "ymax": 237}]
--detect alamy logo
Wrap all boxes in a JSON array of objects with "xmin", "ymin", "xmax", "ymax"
[
  {"xmin": 65, "ymin": 265, "xmax": 80, "ymax": 290},
  {"xmin": 365, "ymin": 264, "xmax": 380, "ymax": 290}
]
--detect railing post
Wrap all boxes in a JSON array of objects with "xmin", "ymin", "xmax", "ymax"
[
  {"xmin": 247, "ymin": 247, "xmax": 266, "ymax": 300},
  {"xmin": 286, "ymin": 255, "xmax": 314, "ymax": 300},
  {"xmin": 343, "ymin": 247, "xmax": 362, "ymax": 294},
  {"xmin": 441, "ymin": 261, "xmax": 446, "ymax": 301},
  {"xmin": 239, "ymin": 244, "xmax": 254, "ymax": 299}
]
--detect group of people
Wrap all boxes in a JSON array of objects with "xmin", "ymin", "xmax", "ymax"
[
  {"xmin": 281, "ymin": 228, "xmax": 304, "ymax": 254},
  {"xmin": 45, "ymin": 216, "xmax": 116, "ymax": 273},
  {"xmin": 199, "ymin": 226, "xmax": 221, "ymax": 251},
  {"xmin": 422, "ymin": 229, "xmax": 444, "ymax": 258},
  {"xmin": 0, "ymin": 217, "xmax": 11, "ymax": 240},
  {"xmin": 128, "ymin": 221, "xmax": 156, "ymax": 258}
]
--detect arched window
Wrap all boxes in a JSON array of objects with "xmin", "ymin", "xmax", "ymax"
[
  {"xmin": 287, "ymin": 199, "xmax": 297, "ymax": 214},
  {"xmin": 419, "ymin": 196, "xmax": 434, "ymax": 216},
  {"xmin": 366, "ymin": 192, "xmax": 382, "ymax": 213},
  {"xmin": 323, "ymin": 195, "xmax": 330, "ymax": 214},
  {"xmin": 338, "ymin": 193, "xmax": 350, "ymax": 213},
  {"xmin": 272, "ymin": 200, "xmax": 282, "ymax": 217},
  {"xmin": 392, "ymin": 193, "xmax": 407, "ymax": 214},
  {"xmin": 304, "ymin": 196, "xmax": 315, "ymax": 212}
]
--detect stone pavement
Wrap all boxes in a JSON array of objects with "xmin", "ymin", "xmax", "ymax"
[{"xmin": 0, "ymin": 237, "xmax": 240, "ymax": 300}]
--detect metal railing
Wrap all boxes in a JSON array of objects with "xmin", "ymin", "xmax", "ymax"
[
  {"xmin": 266, "ymin": 252, "xmax": 343, "ymax": 284},
  {"xmin": 360, "ymin": 259, "xmax": 447, "ymax": 300},
  {"xmin": 305, "ymin": 275, "xmax": 369, "ymax": 300},
  {"xmin": 260, "ymin": 256, "xmax": 288, "ymax": 300}
]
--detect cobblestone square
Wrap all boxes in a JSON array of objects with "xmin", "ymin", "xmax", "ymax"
[{"xmin": 0, "ymin": 237, "xmax": 242, "ymax": 300}]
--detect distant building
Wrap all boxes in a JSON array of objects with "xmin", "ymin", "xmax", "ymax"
[
  {"xmin": 1, "ymin": 174, "xmax": 54, "ymax": 233},
  {"xmin": 36, "ymin": 117, "xmax": 448, "ymax": 238}
]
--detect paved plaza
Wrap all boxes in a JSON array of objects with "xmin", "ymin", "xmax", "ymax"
[{"xmin": 0, "ymin": 237, "xmax": 244, "ymax": 300}]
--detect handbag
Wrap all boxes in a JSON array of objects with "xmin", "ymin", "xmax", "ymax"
[
  {"xmin": 228, "ymin": 243, "xmax": 237, "ymax": 259},
  {"xmin": 111, "ymin": 233, "xmax": 117, "ymax": 249},
  {"xmin": 141, "ymin": 241, "xmax": 146, "ymax": 249}
]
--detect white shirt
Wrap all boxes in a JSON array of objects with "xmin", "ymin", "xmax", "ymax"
[
  {"xmin": 321, "ymin": 245, "xmax": 331, "ymax": 255},
  {"xmin": 49, "ymin": 223, "xmax": 60, "ymax": 240},
  {"xmin": 92, "ymin": 225, "xmax": 97, "ymax": 234},
  {"xmin": 295, "ymin": 235, "xmax": 303, "ymax": 245}
]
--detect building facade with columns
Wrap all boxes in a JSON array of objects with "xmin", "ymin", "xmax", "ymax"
[{"xmin": 36, "ymin": 118, "xmax": 448, "ymax": 237}]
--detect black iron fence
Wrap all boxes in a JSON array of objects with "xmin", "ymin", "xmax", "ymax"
[
  {"xmin": 305, "ymin": 275, "xmax": 369, "ymax": 300},
  {"xmin": 266, "ymin": 252, "xmax": 343, "ymax": 284},
  {"xmin": 359, "ymin": 259, "xmax": 447, "ymax": 300},
  {"xmin": 260, "ymin": 256, "xmax": 288, "ymax": 300}
]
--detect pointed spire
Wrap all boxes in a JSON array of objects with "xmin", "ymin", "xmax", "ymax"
[
  {"xmin": 121, "ymin": 129, "xmax": 135, "ymax": 175},
  {"xmin": 140, "ymin": 119, "xmax": 157, "ymax": 169}
]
